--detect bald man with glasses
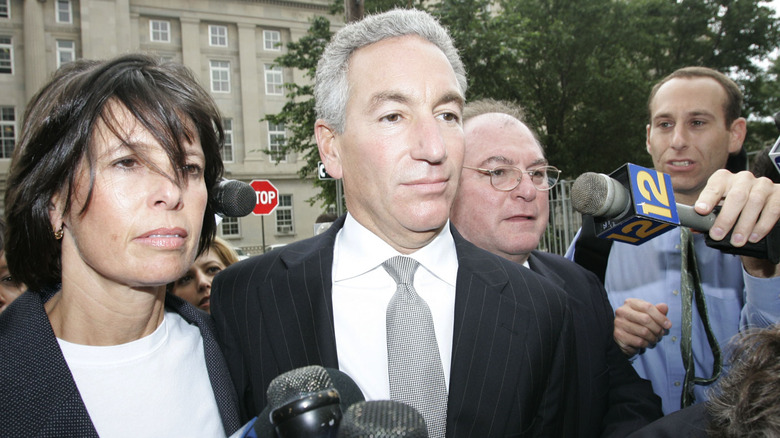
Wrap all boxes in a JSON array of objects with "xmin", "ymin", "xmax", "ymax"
[{"xmin": 451, "ymin": 98, "xmax": 663, "ymax": 437}]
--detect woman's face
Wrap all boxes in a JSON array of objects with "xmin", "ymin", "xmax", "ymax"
[
  {"xmin": 171, "ymin": 249, "xmax": 226, "ymax": 312},
  {"xmin": 54, "ymin": 103, "xmax": 208, "ymax": 292},
  {"xmin": 0, "ymin": 252, "xmax": 25, "ymax": 313}
]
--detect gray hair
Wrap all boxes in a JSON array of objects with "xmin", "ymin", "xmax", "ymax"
[{"xmin": 314, "ymin": 8, "xmax": 467, "ymax": 133}]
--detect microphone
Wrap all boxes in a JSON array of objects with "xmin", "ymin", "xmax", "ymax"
[
  {"xmin": 212, "ymin": 178, "xmax": 257, "ymax": 217},
  {"xmin": 249, "ymin": 365, "xmax": 366, "ymax": 438},
  {"xmin": 572, "ymin": 163, "xmax": 780, "ymax": 263},
  {"xmin": 337, "ymin": 400, "xmax": 428, "ymax": 438}
]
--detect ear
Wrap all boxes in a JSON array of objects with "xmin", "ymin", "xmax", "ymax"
[
  {"xmin": 727, "ymin": 117, "xmax": 747, "ymax": 154},
  {"xmin": 48, "ymin": 190, "xmax": 66, "ymax": 232},
  {"xmin": 645, "ymin": 124, "xmax": 652, "ymax": 155},
  {"xmin": 315, "ymin": 119, "xmax": 344, "ymax": 179}
]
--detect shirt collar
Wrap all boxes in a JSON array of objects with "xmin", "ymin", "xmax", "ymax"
[{"xmin": 334, "ymin": 213, "xmax": 458, "ymax": 286}]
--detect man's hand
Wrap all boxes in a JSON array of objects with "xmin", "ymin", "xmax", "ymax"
[
  {"xmin": 695, "ymin": 170, "xmax": 780, "ymax": 278},
  {"xmin": 614, "ymin": 299, "xmax": 672, "ymax": 356}
]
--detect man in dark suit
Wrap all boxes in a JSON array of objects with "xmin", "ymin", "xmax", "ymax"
[
  {"xmin": 211, "ymin": 9, "xmax": 577, "ymax": 438},
  {"xmin": 450, "ymin": 99, "xmax": 664, "ymax": 437}
]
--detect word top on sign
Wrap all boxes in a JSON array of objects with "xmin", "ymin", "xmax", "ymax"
[{"xmin": 250, "ymin": 179, "xmax": 279, "ymax": 216}]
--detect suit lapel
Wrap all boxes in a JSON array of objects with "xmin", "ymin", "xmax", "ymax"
[
  {"xmin": 258, "ymin": 217, "xmax": 343, "ymax": 370},
  {"xmin": 528, "ymin": 251, "xmax": 566, "ymax": 289},
  {"xmin": 447, "ymin": 227, "xmax": 531, "ymax": 436},
  {"xmin": 1, "ymin": 290, "xmax": 99, "ymax": 437}
]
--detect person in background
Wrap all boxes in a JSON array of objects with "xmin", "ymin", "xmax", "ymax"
[
  {"xmin": 628, "ymin": 323, "xmax": 780, "ymax": 438},
  {"xmin": 0, "ymin": 219, "xmax": 26, "ymax": 313},
  {"xmin": 567, "ymin": 66, "xmax": 780, "ymax": 415},
  {"xmin": 212, "ymin": 8, "xmax": 577, "ymax": 437},
  {"xmin": 170, "ymin": 236, "xmax": 239, "ymax": 313},
  {"xmin": 0, "ymin": 54, "xmax": 240, "ymax": 437},
  {"xmin": 450, "ymin": 98, "xmax": 663, "ymax": 437}
]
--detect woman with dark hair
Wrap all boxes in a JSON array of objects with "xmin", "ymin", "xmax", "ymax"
[{"xmin": 0, "ymin": 54, "xmax": 240, "ymax": 437}]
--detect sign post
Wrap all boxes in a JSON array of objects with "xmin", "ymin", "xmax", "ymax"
[{"xmin": 250, "ymin": 180, "xmax": 279, "ymax": 253}]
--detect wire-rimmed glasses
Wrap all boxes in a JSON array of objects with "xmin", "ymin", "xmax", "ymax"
[{"xmin": 463, "ymin": 165, "xmax": 562, "ymax": 191}]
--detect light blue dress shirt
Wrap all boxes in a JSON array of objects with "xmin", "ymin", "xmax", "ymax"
[{"xmin": 567, "ymin": 227, "xmax": 780, "ymax": 414}]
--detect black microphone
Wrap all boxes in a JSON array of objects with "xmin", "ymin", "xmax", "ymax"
[
  {"xmin": 337, "ymin": 400, "xmax": 428, "ymax": 438},
  {"xmin": 212, "ymin": 178, "xmax": 257, "ymax": 217},
  {"xmin": 251, "ymin": 366, "xmax": 366, "ymax": 438},
  {"xmin": 572, "ymin": 163, "xmax": 780, "ymax": 263}
]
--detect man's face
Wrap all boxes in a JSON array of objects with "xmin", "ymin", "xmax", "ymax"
[
  {"xmin": 317, "ymin": 35, "xmax": 464, "ymax": 253},
  {"xmin": 451, "ymin": 113, "xmax": 549, "ymax": 264},
  {"xmin": 646, "ymin": 77, "xmax": 744, "ymax": 205}
]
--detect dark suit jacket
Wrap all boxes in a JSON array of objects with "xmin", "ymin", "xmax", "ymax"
[
  {"xmin": 212, "ymin": 217, "xmax": 578, "ymax": 437},
  {"xmin": 0, "ymin": 288, "xmax": 241, "ymax": 438},
  {"xmin": 627, "ymin": 402, "xmax": 710, "ymax": 438},
  {"xmin": 529, "ymin": 251, "xmax": 663, "ymax": 437}
]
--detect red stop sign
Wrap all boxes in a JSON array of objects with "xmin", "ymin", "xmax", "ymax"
[{"xmin": 250, "ymin": 179, "xmax": 279, "ymax": 215}]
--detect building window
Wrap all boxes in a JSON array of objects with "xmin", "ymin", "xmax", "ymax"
[
  {"xmin": 56, "ymin": 0, "xmax": 72, "ymax": 23},
  {"xmin": 56, "ymin": 40, "xmax": 75, "ymax": 68},
  {"xmin": 0, "ymin": 107, "xmax": 15, "ymax": 159},
  {"xmin": 264, "ymin": 64, "xmax": 283, "ymax": 95},
  {"xmin": 221, "ymin": 216, "xmax": 240, "ymax": 237},
  {"xmin": 222, "ymin": 118, "xmax": 234, "ymax": 162},
  {"xmin": 209, "ymin": 25, "xmax": 227, "ymax": 47},
  {"xmin": 0, "ymin": 0, "xmax": 8, "ymax": 19},
  {"xmin": 276, "ymin": 195, "xmax": 293, "ymax": 234},
  {"xmin": 263, "ymin": 30, "xmax": 281, "ymax": 51},
  {"xmin": 268, "ymin": 122, "xmax": 286, "ymax": 162},
  {"xmin": 0, "ymin": 36, "xmax": 11, "ymax": 74},
  {"xmin": 150, "ymin": 20, "xmax": 170, "ymax": 43},
  {"xmin": 210, "ymin": 60, "xmax": 230, "ymax": 93}
]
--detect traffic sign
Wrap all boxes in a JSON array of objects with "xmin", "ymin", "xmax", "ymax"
[
  {"xmin": 250, "ymin": 179, "xmax": 279, "ymax": 215},
  {"xmin": 318, "ymin": 161, "xmax": 334, "ymax": 180}
]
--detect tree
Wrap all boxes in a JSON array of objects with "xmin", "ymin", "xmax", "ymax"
[{"xmin": 267, "ymin": 0, "xmax": 780, "ymax": 206}]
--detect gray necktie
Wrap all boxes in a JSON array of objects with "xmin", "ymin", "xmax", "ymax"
[{"xmin": 383, "ymin": 256, "xmax": 447, "ymax": 438}]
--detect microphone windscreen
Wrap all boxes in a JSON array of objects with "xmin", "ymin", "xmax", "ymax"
[
  {"xmin": 213, "ymin": 179, "xmax": 257, "ymax": 217},
  {"xmin": 571, "ymin": 172, "xmax": 609, "ymax": 216},
  {"xmin": 267, "ymin": 365, "xmax": 334, "ymax": 409},
  {"xmin": 253, "ymin": 366, "xmax": 366, "ymax": 438},
  {"xmin": 571, "ymin": 172, "xmax": 630, "ymax": 218},
  {"xmin": 338, "ymin": 400, "xmax": 429, "ymax": 438}
]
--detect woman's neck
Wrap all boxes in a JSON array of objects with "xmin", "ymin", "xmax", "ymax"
[{"xmin": 46, "ymin": 281, "xmax": 166, "ymax": 346}]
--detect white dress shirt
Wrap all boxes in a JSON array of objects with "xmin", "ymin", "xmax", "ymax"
[{"xmin": 332, "ymin": 213, "xmax": 458, "ymax": 400}]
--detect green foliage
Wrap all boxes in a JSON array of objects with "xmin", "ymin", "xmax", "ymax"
[
  {"xmin": 433, "ymin": 0, "xmax": 780, "ymax": 177},
  {"xmin": 266, "ymin": 0, "xmax": 780, "ymax": 206}
]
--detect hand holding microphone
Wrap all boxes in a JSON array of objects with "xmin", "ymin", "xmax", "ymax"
[{"xmin": 571, "ymin": 163, "xmax": 780, "ymax": 264}]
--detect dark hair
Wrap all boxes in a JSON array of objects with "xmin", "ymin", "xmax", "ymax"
[
  {"xmin": 5, "ymin": 53, "xmax": 225, "ymax": 291},
  {"xmin": 648, "ymin": 66, "xmax": 743, "ymax": 127},
  {"xmin": 707, "ymin": 325, "xmax": 780, "ymax": 437}
]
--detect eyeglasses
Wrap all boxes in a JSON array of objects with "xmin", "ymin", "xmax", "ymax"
[{"xmin": 463, "ymin": 165, "xmax": 562, "ymax": 191}]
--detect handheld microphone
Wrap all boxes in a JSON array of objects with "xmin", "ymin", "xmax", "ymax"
[
  {"xmin": 337, "ymin": 400, "xmax": 428, "ymax": 438},
  {"xmin": 212, "ymin": 178, "xmax": 257, "ymax": 217},
  {"xmin": 249, "ymin": 366, "xmax": 366, "ymax": 438},
  {"xmin": 572, "ymin": 163, "xmax": 780, "ymax": 263}
]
